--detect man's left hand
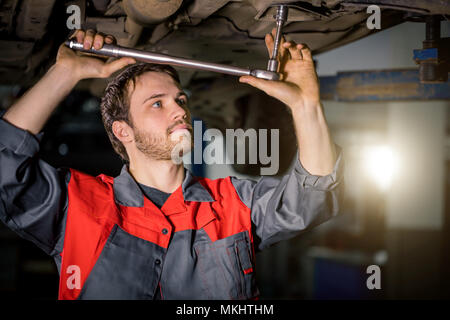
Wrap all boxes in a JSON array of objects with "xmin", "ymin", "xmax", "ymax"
[{"xmin": 239, "ymin": 28, "xmax": 320, "ymax": 111}]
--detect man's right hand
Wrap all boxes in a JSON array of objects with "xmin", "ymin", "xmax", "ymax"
[
  {"xmin": 55, "ymin": 29, "xmax": 136, "ymax": 81},
  {"xmin": 3, "ymin": 29, "xmax": 135, "ymax": 134}
]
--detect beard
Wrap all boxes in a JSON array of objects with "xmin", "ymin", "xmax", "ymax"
[{"xmin": 134, "ymin": 123, "xmax": 193, "ymax": 162}]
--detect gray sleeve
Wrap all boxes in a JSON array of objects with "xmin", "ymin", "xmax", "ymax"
[
  {"xmin": 231, "ymin": 144, "xmax": 345, "ymax": 251},
  {"xmin": 0, "ymin": 117, "xmax": 69, "ymax": 256}
]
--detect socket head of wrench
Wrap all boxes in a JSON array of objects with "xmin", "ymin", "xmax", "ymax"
[
  {"xmin": 267, "ymin": 59, "xmax": 279, "ymax": 73},
  {"xmin": 251, "ymin": 69, "xmax": 281, "ymax": 81}
]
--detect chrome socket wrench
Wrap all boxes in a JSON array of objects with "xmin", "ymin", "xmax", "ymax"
[{"xmin": 64, "ymin": 40, "xmax": 281, "ymax": 81}]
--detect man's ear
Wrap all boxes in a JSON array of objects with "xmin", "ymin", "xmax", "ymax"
[{"xmin": 112, "ymin": 120, "xmax": 133, "ymax": 144}]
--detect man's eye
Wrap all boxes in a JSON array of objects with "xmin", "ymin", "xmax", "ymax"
[
  {"xmin": 152, "ymin": 101, "xmax": 162, "ymax": 108},
  {"xmin": 177, "ymin": 99, "xmax": 187, "ymax": 106}
]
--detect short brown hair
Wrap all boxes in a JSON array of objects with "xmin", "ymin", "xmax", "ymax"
[{"xmin": 100, "ymin": 63, "xmax": 181, "ymax": 163}]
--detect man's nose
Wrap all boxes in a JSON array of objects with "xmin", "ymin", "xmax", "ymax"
[{"xmin": 170, "ymin": 100, "xmax": 189, "ymax": 122}]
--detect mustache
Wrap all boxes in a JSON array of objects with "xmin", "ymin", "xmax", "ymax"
[{"xmin": 167, "ymin": 120, "xmax": 193, "ymax": 134}]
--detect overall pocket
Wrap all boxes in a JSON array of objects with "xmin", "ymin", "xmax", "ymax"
[
  {"xmin": 194, "ymin": 231, "xmax": 257, "ymax": 300},
  {"xmin": 234, "ymin": 237, "xmax": 256, "ymax": 298},
  {"xmin": 77, "ymin": 224, "xmax": 164, "ymax": 300}
]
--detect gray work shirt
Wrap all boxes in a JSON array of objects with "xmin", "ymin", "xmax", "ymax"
[{"xmin": 0, "ymin": 116, "xmax": 345, "ymax": 299}]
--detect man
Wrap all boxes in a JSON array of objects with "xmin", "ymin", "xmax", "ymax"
[{"xmin": 0, "ymin": 29, "xmax": 344, "ymax": 300}]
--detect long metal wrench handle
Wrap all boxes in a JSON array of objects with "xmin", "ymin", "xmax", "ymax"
[{"xmin": 64, "ymin": 40, "xmax": 280, "ymax": 81}]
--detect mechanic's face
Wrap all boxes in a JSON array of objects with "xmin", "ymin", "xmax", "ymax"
[{"xmin": 127, "ymin": 71, "xmax": 193, "ymax": 161}]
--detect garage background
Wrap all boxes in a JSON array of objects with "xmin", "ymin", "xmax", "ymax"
[{"xmin": 0, "ymin": 11, "xmax": 449, "ymax": 299}]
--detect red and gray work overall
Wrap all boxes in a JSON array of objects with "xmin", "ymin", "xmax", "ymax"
[{"xmin": 0, "ymin": 117, "xmax": 344, "ymax": 299}]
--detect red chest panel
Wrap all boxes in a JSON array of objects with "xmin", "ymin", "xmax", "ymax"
[{"xmin": 58, "ymin": 169, "xmax": 252, "ymax": 300}]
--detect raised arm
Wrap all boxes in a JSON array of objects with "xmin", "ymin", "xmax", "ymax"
[
  {"xmin": 239, "ymin": 29, "xmax": 336, "ymax": 176},
  {"xmin": 3, "ymin": 29, "xmax": 135, "ymax": 134},
  {"xmin": 0, "ymin": 30, "xmax": 135, "ymax": 256},
  {"xmin": 234, "ymin": 29, "xmax": 344, "ymax": 250}
]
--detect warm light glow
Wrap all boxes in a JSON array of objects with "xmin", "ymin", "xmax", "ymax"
[{"xmin": 364, "ymin": 145, "xmax": 398, "ymax": 191}]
